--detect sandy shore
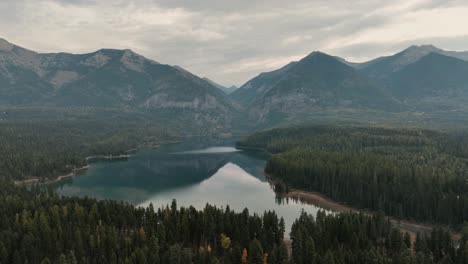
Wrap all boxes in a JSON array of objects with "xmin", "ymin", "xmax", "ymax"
[
  {"xmin": 282, "ymin": 189, "xmax": 461, "ymax": 242},
  {"xmin": 283, "ymin": 190, "xmax": 355, "ymax": 213},
  {"xmin": 53, "ymin": 165, "xmax": 90, "ymax": 182},
  {"xmin": 86, "ymin": 154, "xmax": 131, "ymax": 161},
  {"xmin": 15, "ymin": 165, "xmax": 90, "ymax": 186}
]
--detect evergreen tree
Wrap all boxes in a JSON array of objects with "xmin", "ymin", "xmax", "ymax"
[{"xmin": 249, "ymin": 239, "xmax": 264, "ymax": 264}]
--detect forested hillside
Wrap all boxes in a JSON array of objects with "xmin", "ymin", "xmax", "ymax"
[
  {"xmin": 237, "ymin": 125, "xmax": 468, "ymax": 227},
  {"xmin": 0, "ymin": 108, "xmax": 178, "ymax": 181}
]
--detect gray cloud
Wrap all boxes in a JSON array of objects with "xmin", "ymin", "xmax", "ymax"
[{"xmin": 0, "ymin": 0, "xmax": 468, "ymax": 86}]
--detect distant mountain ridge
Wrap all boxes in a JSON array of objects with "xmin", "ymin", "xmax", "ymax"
[
  {"xmin": 0, "ymin": 38, "xmax": 234, "ymax": 133},
  {"xmin": 230, "ymin": 51, "xmax": 400, "ymax": 125},
  {"xmin": 231, "ymin": 44, "xmax": 468, "ymax": 128},
  {"xmin": 358, "ymin": 45, "xmax": 468, "ymax": 80},
  {"xmin": 348, "ymin": 45, "xmax": 468, "ymax": 104},
  {"xmin": 384, "ymin": 52, "xmax": 468, "ymax": 98},
  {"xmin": 202, "ymin": 77, "xmax": 238, "ymax": 94}
]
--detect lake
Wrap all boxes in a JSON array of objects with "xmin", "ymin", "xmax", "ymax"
[{"xmin": 55, "ymin": 138, "xmax": 322, "ymax": 234}]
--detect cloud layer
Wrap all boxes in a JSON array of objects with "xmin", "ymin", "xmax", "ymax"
[{"xmin": 1, "ymin": 0, "xmax": 468, "ymax": 86}]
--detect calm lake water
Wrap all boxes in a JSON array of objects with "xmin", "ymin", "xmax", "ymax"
[{"xmin": 55, "ymin": 138, "xmax": 322, "ymax": 233}]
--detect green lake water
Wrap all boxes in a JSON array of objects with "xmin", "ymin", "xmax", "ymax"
[{"xmin": 55, "ymin": 138, "xmax": 322, "ymax": 233}]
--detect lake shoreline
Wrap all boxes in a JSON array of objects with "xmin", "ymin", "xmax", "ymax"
[
  {"xmin": 14, "ymin": 165, "xmax": 90, "ymax": 186},
  {"xmin": 14, "ymin": 145, "xmax": 165, "ymax": 186},
  {"xmin": 245, "ymin": 142, "xmax": 464, "ymax": 242},
  {"xmin": 280, "ymin": 187, "xmax": 461, "ymax": 242},
  {"xmin": 15, "ymin": 153, "xmax": 133, "ymax": 186},
  {"xmin": 14, "ymin": 140, "xmax": 186, "ymax": 186}
]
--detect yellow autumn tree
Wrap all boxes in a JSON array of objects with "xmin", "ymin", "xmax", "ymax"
[{"xmin": 221, "ymin": 233, "xmax": 231, "ymax": 250}]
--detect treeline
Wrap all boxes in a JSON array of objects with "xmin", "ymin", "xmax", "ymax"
[
  {"xmin": 290, "ymin": 211, "xmax": 467, "ymax": 264},
  {"xmin": 0, "ymin": 114, "xmax": 177, "ymax": 181},
  {"xmin": 237, "ymin": 125, "xmax": 468, "ymax": 227},
  {"xmin": 0, "ymin": 181, "xmax": 288, "ymax": 264}
]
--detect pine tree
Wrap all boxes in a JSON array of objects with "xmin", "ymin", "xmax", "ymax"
[
  {"xmin": 305, "ymin": 237, "xmax": 316, "ymax": 262},
  {"xmin": 249, "ymin": 239, "xmax": 264, "ymax": 264},
  {"xmin": 67, "ymin": 251, "xmax": 78, "ymax": 264},
  {"xmin": 57, "ymin": 254, "xmax": 67, "ymax": 264},
  {"xmin": 277, "ymin": 242, "xmax": 289, "ymax": 264},
  {"xmin": 0, "ymin": 242, "xmax": 8, "ymax": 264},
  {"xmin": 40, "ymin": 258, "xmax": 52, "ymax": 264},
  {"xmin": 323, "ymin": 250, "xmax": 335, "ymax": 264},
  {"xmin": 168, "ymin": 244, "xmax": 182, "ymax": 264},
  {"xmin": 404, "ymin": 232, "xmax": 412, "ymax": 249}
]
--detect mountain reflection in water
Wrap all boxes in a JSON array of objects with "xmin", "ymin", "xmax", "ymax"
[{"xmin": 55, "ymin": 139, "xmax": 321, "ymax": 234}]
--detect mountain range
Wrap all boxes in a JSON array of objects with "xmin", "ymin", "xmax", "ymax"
[
  {"xmin": 0, "ymin": 38, "xmax": 234, "ymax": 134},
  {"xmin": 231, "ymin": 44, "xmax": 468, "ymax": 127},
  {"xmin": 2, "ymin": 37, "xmax": 468, "ymax": 131}
]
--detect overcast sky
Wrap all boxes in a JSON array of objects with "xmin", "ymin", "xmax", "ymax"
[{"xmin": 1, "ymin": 0, "xmax": 468, "ymax": 86}]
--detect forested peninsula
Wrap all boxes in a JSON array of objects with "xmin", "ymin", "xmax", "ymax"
[{"xmin": 237, "ymin": 125, "xmax": 468, "ymax": 228}]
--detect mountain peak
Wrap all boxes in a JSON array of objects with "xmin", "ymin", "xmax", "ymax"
[
  {"xmin": 95, "ymin": 48, "xmax": 126, "ymax": 55},
  {"xmin": 404, "ymin": 44, "xmax": 441, "ymax": 54},
  {"xmin": 301, "ymin": 51, "xmax": 340, "ymax": 64},
  {"xmin": 305, "ymin": 51, "xmax": 329, "ymax": 58},
  {"xmin": 365, "ymin": 44, "xmax": 446, "ymax": 73},
  {"xmin": 385, "ymin": 50, "xmax": 468, "ymax": 98},
  {"xmin": 300, "ymin": 51, "xmax": 347, "ymax": 68},
  {"xmin": 83, "ymin": 48, "xmax": 158, "ymax": 70},
  {"xmin": 120, "ymin": 49, "xmax": 159, "ymax": 71},
  {"xmin": 419, "ymin": 44, "xmax": 438, "ymax": 50}
]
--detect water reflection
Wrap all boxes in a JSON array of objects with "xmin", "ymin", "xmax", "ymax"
[
  {"xmin": 55, "ymin": 140, "xmax": 321, "ymax": 233},
  {"xmin": 173, "ymin": 146, "xmax": 241, "ymax": 154}
]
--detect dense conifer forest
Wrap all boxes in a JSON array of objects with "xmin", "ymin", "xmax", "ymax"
[
  {"xmin": 237, "ymin": 125, "xmax": 468, "ymax": 227},
  {"xmin": 290, "ymin": 211, "xmax": 466, "ymax": 264},
  {"xmin": 0, "ymin": 109, "xmax": 177, "ymax": 181},
  {"xmin": 1, "ymin": 181, "xmax": 465, "ymax": 264},
  {"xmin": 0, "ymin": 181, "xmax": 287, "ymax": 264}
]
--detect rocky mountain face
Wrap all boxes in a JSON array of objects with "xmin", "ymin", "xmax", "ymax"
[
  {"xmin": 230, "ymin": 62, "xmax": 297, "ymax": 108},
  {"xmin": 0, "ymin": 38, "xmax": 234, "ymax": 134}
]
